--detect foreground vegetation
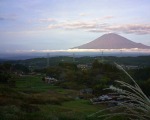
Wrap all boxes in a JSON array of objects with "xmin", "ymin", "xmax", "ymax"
[
  {"xmin": 0, "ymin": 75, "xmax": 106, "ymax": 120},
  {"xmin": 89, "ymin": 64, "xmax": 150, "ymax": 120},
  {"xmin": 1, "ymin": 56, "xmax": 150, "ymax": 119}
]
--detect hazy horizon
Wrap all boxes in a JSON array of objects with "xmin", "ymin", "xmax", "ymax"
[{"xmin": 1, "ymin": 49, "xmax": 150, "ymax": 60}]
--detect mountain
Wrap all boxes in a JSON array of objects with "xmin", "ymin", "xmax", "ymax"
[{"xmin": 74, "ymin": 33, "xmax": 150, "ymax": 49}]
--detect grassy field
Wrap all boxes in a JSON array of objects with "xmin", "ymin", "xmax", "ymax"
[
  {"xmin": 0, "ymin": 75, "xmax": 105, "ymax": 120},
  {"xmin": 15, "ymin": 75, "xmax": 62, "ymax": 92}
]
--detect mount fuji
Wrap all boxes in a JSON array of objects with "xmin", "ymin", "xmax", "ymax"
[{"xmin": 74, "ymin": 33, "xmax": 150, "ymax": 49}]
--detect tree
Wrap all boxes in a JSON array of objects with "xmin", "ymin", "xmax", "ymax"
[
  {"xmin": 0, "ymin": 63, "xmax": 12, "ymax": 83},
  {"xmin": 13, "ymin": 64, "xmax": 30, "ymax": 73}
]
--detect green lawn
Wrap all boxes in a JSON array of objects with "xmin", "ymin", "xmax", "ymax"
[
  {"xmin": 15, "ymin": 75, "xmax": 70, "ymax": 93},
  {"xmin": 16, "ymin": 76, "xmax": 56, "ymax": 91},
  {"xmin": 39, "ymin": 100, "xmax": 103, "ymax": 120}
]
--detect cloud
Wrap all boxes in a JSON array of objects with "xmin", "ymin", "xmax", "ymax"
[
  {"xmin": 15, "ymin": 48, "xmax": 150, "ymax": 53},
  {"xmin": 90, "ymin": 24, "xmax": 150, "ymax": 35},
  {"xmin": 62, "ymin": 21, "xmax": 97, "ymax": 29},
  {"xmin": 48, "ymin": 21, "xmax": 98, "ymax": 30},
  {"xmin": 45, "ymin": 17, "xmax": 150, "ymax": 35},
  {"xmin": 95, "ymin": 16, "xmax": 114, "ymax": 21},
  {"xmin": 102, "ymin": 16, "xmax": 114, "ymax": 19},
  {"xmin": 93, "ymin": 16, "xmax": 114, "ymax": 21},
  {"xmin": 39, "ymin": 18, "xmax": 56, "ymax": 22},
  {"xmin": 47, "ymin": 15, "xmax": 114, "ymax": 30}
]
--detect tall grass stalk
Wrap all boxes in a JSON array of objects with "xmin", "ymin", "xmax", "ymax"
[{"xmin": 89, "ymin": 63, "xmax": 150, "ymax": 120}]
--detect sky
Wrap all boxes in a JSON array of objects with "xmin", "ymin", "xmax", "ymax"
[{"xmin": 0, "ymin": 0, "xmax": 150, "ymax": 53}]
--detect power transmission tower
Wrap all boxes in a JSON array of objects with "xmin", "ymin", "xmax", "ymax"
[
  {"xmin": 101, "ymin": 50, "xmax": 104, "ymax": 62},
  {"xmin": 73, "ymin": 53, "xmax": 75, "ymax": 63},
  {"xmin": 47, "ymin": 53, "xmax": 50, "ymax": 67},
  {"xmin": 120, "ymin": 49, "xmax": 123, "ymax": 57}
]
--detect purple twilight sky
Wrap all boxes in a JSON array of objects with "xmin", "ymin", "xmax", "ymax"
[{"xmin": 0, "ymin": 0, "xmax": 150, "ymax": 53}]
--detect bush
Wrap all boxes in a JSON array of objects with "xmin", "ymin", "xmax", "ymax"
[{"xmin": 89, "ymin": 63, "xmax": 150, "ymax": 120}]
